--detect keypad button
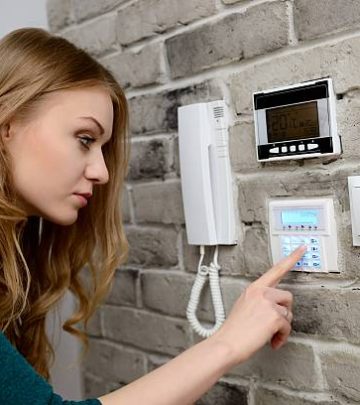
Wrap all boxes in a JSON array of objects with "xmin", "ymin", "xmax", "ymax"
[
  {"xmin": 299, "ymin": 237, "xmax": 311, "ymax": 245},
  {"xmin": 302, "ymin": 260, "xmax": 310, "ymax": 267},
  {"xmin": 269, "ymin": 147, "xmax": 279, "ymax": 154},
  {"xmin": 307, "ymin": 143, "xmax": 319, "ymax": 150},
  {"xmin": 281, "ymin": 236, "xmax": 291, "ymax": 244},
  {"xmin": 282, "ymin": 248, "xmax": 291, "ymax": 257},
  {"xmin": 311, "ymin": 253, "xmax": 320, "ymax": 259},
  {"xmin": 310, "ymin": 237, "xmax": 319, "ymax": 244},
  {"xmin": 281, "ymin": 146, "xmax": 288, "ymax": 153},
  {"xmin": 290, "ymin": 145, "xmax": 296, "ymax": 152},
  {"xmin": 310, "ymin": 246, "xmax": 319, "ymax": 252},
  {"xmin": 290, "ymin": 236, "xmax": 301, "ymax": 244},
  {"xmin": 312, "ymin": 261, "xmax": 321, "ymax": 268},
  {"xmin": 298, "ymin": 144, "xmax": 305, "ymax": 151}
]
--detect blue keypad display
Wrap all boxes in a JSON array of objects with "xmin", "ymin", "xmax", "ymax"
[{"xmin": 280, "ymin": 235, "xmax": 322, "ymax": 270}]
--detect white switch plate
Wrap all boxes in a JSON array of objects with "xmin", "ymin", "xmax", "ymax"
[{"xmin": 348, "ymin": 176, "xmax": 360, "ymax": 246}]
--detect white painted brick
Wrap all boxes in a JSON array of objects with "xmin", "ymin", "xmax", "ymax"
[
  {"xmin": 61, "ymin": 14, "xmax": 118, "ymax": 57},
  {"xmin": 291, "ymin": 287, "xmax": 360, "ymax": 344},
  {"xmin": 141, "ymin": 272, "xmax": 192, "ymax": 317},
  {"xmin": 121, "ymin": 186, "xmax": 131, "ymax": 223},
  {"xmin": 132, "ymin": 180, "xmax": 184, "ymax": 224},
  {"xmin": 254, "ymin": 387, "xmax": 341, "ymax": 405},
  {"xmin": 197, "ymin": 381, "xmax": 248, "ymax": 405},
  {"xmin": 73, "ymin": 0, "xmax": 127, "ymax": 22},
  {"xmin": 83, "ymin": 374, "xmax": 107, "ymax": 399},
  {"xmin": 128, "ymin": 138, "xmax": 173, "ymax": 181},
  {"xmin": 116, "ymin": 0, "xmax": 217, "ymax": 45},
  {"xmin": 126, "ymin": 226, "xmax": 178, "ymax": 267},
  {"xmin": 106, "ymin": 269, "xmax": 138, "ymax": 306},
  {"xmin": 84, "ymin": 339, "xmax": 146, "ymax": 383},
  {"xmin": 294, "ymin": 0, "xmax": 360, "ymax": 41},
  {"xmin": 222, "ymin": 0, "xmax": 249, "ymax": 3},
  {"xmin": 47, "ymin": 0, "xmax": 73, "ymax": 31},
  {"xmin": 102, "ymin": 306, "xmax": 192, "ymax": 355},
  {"xmin": 166, "ymin": 1, "xmax": 289, "ymax": 78},
  {"xmin": 319, "ymin": 347, "xmax": 360, "ymax": 401},
  {"xmin": 229, "ymin": 121, "xmax": 261, "ymax": 172},
  {"xmin": 231, "ymin": 342, "xmax": 319, "ymax": 390},
  {"xmin": 101, "ymin": 43, "xmax": 165, "ymax": 89}
]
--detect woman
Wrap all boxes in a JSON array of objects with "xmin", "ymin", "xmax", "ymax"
[{"xmin": 0, "ymin": 27, "xmax": 306, "ymax": 405}]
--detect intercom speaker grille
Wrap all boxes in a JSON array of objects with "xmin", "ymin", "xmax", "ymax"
[{"xmin": 213, "ymin": 106, "xmax": 224, "ymax": 119}]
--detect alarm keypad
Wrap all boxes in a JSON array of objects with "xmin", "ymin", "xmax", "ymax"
[{"xmin": 280, "ymin": 235, "xmax": 322, "ymax": 271}]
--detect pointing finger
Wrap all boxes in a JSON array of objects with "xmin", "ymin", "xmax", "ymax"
[{"xmin": 253, "ymin": 245, "xmax": 307, "ymax": 288}]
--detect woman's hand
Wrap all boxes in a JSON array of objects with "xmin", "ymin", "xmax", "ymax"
[
  {"xmin": 98, "ymin": 246, "xmax": 307, "ymax": 405},
  {"xmin": 211, "ymin": 245, "xmax": 307, "ymax": 367}
]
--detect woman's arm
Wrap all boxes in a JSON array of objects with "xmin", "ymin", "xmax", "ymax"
[
  {"xmin": 100, "ymin": 333, "xmax": 234, "ymax": 405},
  {"xmin": 99, "ymin": 246, "xmax": 306, "ymax": 405}
]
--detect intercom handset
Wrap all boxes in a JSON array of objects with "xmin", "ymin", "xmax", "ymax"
[
  {"xmin": 178, "ymin": 100, "xmax": 237, "ymax": 338},
  {"xmin": 268, "ymin": 198, "xmax": 339, "ymax": 273},
  {"xmin": 178, "ymin": 100, "xmax": 237, "ymax": 246}
]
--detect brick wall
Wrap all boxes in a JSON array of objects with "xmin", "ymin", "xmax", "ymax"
[{"xmin": 47, "ymin": 1, "xmax": 360, "ymax": 403}]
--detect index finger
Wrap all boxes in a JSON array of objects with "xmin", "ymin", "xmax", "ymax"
[{"xmin": 253, "ymin": 245, "xmax": 307, "ymax": 288}]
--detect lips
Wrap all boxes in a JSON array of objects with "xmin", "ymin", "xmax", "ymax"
[
  {"xmin": 75, "ymin": 192, "xmax": 92, "ymax": 200},
  {"xmin": 73, "ymin": 193, "xmax": 91, "ymax": 206}
]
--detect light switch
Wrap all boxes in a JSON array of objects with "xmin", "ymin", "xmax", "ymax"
[{"xmin": 348, "ymin": 176, "xmax": 360, "ymax": 246}]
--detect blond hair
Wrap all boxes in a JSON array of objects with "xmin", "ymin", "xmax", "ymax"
[{"xmin": 0, "ymin": 28, "xmax": 129, "ymax": 379}]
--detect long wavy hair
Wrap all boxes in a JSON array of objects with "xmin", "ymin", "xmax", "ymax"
[{"xmin": 0, "ymin": 28, "xmax": 129, "ymax": 380}]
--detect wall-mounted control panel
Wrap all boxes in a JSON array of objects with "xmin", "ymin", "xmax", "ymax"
[
  {"xmin": 253, "ymin": 78, "xmax": 341, "ymax": 162},
  {"xmin": 269, "ymin": 198, "xmax": 339, "ymax": 273}
]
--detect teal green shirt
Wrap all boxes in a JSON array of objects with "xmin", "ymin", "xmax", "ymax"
[{"xmin": 0, "ymin": 331, "xmax": 101, "ymax": 405}]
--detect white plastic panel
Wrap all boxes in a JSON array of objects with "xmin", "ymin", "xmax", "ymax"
[
  {"xmin": 348, "ymin": 176, "xmax": 360, "ymax": 246},
  {"xmin": 269, "ymin": 198, "xmax": 339, "ymax": 273},
  {"xmin": 178, "ymin": 101, "xmax": 237, "ymax": 246}
]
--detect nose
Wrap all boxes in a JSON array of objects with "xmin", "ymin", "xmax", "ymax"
[{"xmin": 84, "ymin": 149, "xmax": 109, "ymax": 185}]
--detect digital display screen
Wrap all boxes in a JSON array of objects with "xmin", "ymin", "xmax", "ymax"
[
  {"xmin": 266, "ymin": 101, "xmax": 320, "ymax": 143},
  {"xmin": 281, "ymin": 209, "xmax": 319, "ymax": 226}
]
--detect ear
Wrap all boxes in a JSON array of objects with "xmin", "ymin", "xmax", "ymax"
[
  {"xmin": 0, "ymin": 123, "xmax": 13, "ymax": 154},
  {"xmin": 0, "ymin": 123, "xmax": 11, "ymax": 142}
]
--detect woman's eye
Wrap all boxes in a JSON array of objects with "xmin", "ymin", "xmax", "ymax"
[{"xmin": 79, "ymin": 136, "xmax": 95, "ymax": 149}]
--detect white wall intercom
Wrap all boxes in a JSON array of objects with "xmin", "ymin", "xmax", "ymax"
[
  {"xmin": 269, "ymin": 198, "xmax": 339, "ymax": 273},
  {"xmin": 253, "ymin": 78, "xmax": 341, "ymax": 161},
  {"xmin": 178, "ymin": 100, "xmax": 237, "ymax": 338},
  {"xmin": 178, "ymin": 100, "xmax": 237, "ymax": 246}
]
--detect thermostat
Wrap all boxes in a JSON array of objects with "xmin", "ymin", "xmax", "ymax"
[
  {"xmin": 253, "ymin": 78, "xmax": 341, "ymax": 161},
  {"xmin": 269, "ymin": 198, "xmax": 339, "ymax": 273}
]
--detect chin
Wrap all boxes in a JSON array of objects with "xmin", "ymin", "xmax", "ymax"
[{"xmin": 44, "ymin": 212, "xmax": 79, "ymax": 226}]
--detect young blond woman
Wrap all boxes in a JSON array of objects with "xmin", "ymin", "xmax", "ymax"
[{"xmin": 0, "ymin": 28, "xmax": 306, "ymax": 405}]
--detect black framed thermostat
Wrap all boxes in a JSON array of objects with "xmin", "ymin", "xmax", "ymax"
[{"xmin": 253, "ymin": 78, "xmax": 341, "ymax": 161}]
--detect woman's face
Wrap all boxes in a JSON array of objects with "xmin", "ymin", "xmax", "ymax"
[{"xmin": 2, "ymin": 86, "xmax": 113, "ymax": 225}]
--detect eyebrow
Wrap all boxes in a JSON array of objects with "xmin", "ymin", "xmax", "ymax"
[{"xmin": 79, "ymin": 116, "xmax": 105, "ymax": 136}]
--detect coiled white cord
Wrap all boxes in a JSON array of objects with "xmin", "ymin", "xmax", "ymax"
[{"xmin": 186, "ymin": 245, "xmax": 226, "ymax": 338}]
